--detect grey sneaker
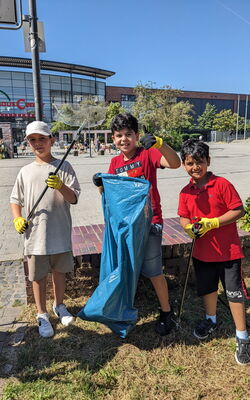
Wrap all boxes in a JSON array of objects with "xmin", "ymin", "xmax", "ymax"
[
  {"xmin": 36, "ymin": 313, "xmax": 54, "ymax": 338},
  {"xmin": 193, "ymin": 318, "xmax": 217, "ymax": 340},
  {"xmin": 53, "ymin": 303, "xmax": 75, "ymax": 326},
  {"xmin": 155, "ymin": 309, "xmax": 175, "ymax": 336},
  {"xmin": 235, "ymin": 337, "xmax": 250, "ymax": 366}
]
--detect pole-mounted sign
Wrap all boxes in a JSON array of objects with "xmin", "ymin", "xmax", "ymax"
[
  {"xmin": 0, "ymin": 0, "xmax": 44, "ymax": 120},
  {"xmin": 0, "ymin": 0, "xmax": 17, "ymax": 24},
  {"xmin": 0, "ymin": 0, "xmax": 22, "ymax": 29}
]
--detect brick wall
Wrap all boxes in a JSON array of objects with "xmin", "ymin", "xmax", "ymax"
[
  {"xmin": 106, "ymin": 86, "xmax": 135, "ymax": 102},
  {"xmin": 23, "ymin": 236, "xmax": 250, "ymax": 304},
  {"xmin": 105, "ymin": 86, "xmax": 249, "ymax": 114}
]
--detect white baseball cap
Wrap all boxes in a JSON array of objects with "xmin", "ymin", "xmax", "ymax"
[{"xmin": 26, "ymin": 121, "xmax": 51, "ymax": 137}]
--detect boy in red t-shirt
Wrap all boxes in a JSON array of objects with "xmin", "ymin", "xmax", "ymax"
[
  {"xmin": 94, "ymin": 113, "xmax": 181, "ymax": 335},
  {"xmin": 178, "ymin": 138, "xmax": 249, "ymax": 365}
]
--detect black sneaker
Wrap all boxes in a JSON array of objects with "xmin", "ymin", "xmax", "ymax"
[
  {"xmin": 193, "ymin": 318, "xmax": 217, "ymax": 340},
  {"xmin": 155, "ymin": 309, "xmax": 175, "ymax": 336},
  {"xmin": 235, "ymin": 337, "xmax": 250, "ymax": 366}
]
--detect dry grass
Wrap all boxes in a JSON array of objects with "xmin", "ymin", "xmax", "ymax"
[{"xmin": 1, "ymin": 264, "xmax": 250, "ymax": 400}]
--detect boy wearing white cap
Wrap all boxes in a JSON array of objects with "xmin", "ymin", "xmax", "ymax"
[{"xmin": 10, "ymin": 121, "xmax": 81, "ymax": 338}]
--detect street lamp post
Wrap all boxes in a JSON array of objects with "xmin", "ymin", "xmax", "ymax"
[
  {"xmin": 88, "ymin": 125, "xmax": 92, "ymax": 158},
  {"xmin": 244, "ymin": 95, "xmax": 248, "ymax": 140},
  {"xmin": 28, "ymin": 0, "xmax": 43, "ymax": 120},
  {"xmin": 235, "ymin": 94, "xmax": 240, "ymax": 141}
]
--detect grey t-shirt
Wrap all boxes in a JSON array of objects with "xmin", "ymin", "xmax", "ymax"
[{"xmin": 10, "ymin": 159, "xmax": 81, "ymax": 256}]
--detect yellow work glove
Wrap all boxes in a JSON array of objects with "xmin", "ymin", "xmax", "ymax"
[
  {"xmin": 46, "ymin": 174, "xmax": 63, "ymax": 190},
  {"xmin": 140, "ymin": 129, "xmax": 163, "ymax": 150},
  {"xmin": 153, "ymin": 136, "xmax": 163, "ymax": 149},
  {"xmin": 13, "ymin": 217, "xmax": 28, "ymax": 234},
  {"xmin": 197, "ymin": 217, "xmax": 220, "ymax": 237},
  {"xmin": 184, "ymin": 223, "xmax": 197, "ymax": 239}
]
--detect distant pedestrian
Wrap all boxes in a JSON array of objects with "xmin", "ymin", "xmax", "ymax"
[
  {"xmin": 21, "ymin": 141, "xmax": 27, "ymax": 156},
  {"xmin": 13, "ymin": 143, "xmax": 18, "ymax": 158}
]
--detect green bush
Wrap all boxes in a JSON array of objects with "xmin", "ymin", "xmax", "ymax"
[
  {"xmin": 163, "ymin": 130, "xmax": 183, "ymax": 151},
  {"xmin": 240, "ymin": 197, "xmax": 250, "ymax": 232},
  {"xmin": 181, "ymin": 133, "xmax": 201, "ymax": 143}
]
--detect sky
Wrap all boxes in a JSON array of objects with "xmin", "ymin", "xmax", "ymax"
[{"xmin": 1, "ymin": 0, "xmax": 250, "ymax": 94}]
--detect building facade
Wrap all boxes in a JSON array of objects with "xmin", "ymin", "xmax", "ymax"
[
  {"xmin": 0, "ymin": 56, "xmax": 114, "ymax": 144},
  {"xmin": 106, "ymin": 86, "xmax": 250, "ymax": 121}
]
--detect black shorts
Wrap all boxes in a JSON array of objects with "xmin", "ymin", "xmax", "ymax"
[{"xmin": 192, "ymin": 258, "xmax": 248, "ymax": 303}]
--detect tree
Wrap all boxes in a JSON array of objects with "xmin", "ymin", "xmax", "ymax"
[
  {"xmin": 212, "ymin": 109, "xmax": 244, "ymax": 133},
  {"xmin": 197, "ymin": 103, "xmax": 217, "ymax": 130},
  {"xmin": 131, "ymin": 82, "xmax": 194, "ymax": 134},
  {"xmin": 51, "ymin": 120, "xmax": 73, "ymax": 135},
  {"xmin": 102, "ymin": 102, "xmax": 125, "ymax": 129},
  {"xmin": 52, "ymin": 100, "xmax": 107, "ymax": 130},
  {"xmin": 166, "ymin": 101, "xmax": 194, "ymax": 132}
]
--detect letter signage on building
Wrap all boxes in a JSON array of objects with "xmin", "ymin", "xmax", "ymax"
[{"xmin": 0, "ymin": 96, "xmax": 36, "ymax": 118}]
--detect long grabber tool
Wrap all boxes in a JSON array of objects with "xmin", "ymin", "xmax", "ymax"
[
  {"xmin": 25, "ymin": 102, "xmax": 106, "ymax": 226},
  {"xmin": 176, "ymin": 221, "xmax": 201, "ymax": 326},
  {"xmin": 26, "ymin": 122, "xmax": 86, "ymax": 224}
]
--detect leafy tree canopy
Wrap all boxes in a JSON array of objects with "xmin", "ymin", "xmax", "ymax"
[
  {"xmin": 197, "ymin": 103, "xmax": 217, "ymax": 130},
  {"xmin": 212, "ymin": 109, "xmax": 244, "ymax": 133},
  {"xmin": 131, "ymin": 81, "xmax": 194, "ymax": 137},
  {"xmin": 101, "ymin": 102, "xmax": 125, "ymax": 129},
  {"xmin": 51, "ymin": 121, "xmax": 74, "ymax": 134}
]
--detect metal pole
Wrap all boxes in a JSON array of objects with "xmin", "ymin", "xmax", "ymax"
[
  {"xmin": 177, "ymin": 238, "xmax": 195, "ymax": 322},
  {"xmin": 28, "ymin": 0, "xmax": 43, "ymax": 120},
  {"xmin": 235, "ymin": 94, "xmax": 240, "ymax": 140},
  {"xmin": 244, "ymin": 95, "xmax": 248, "ymax": 140},
  {"xmin": 89, "ymin": 123, "xmax": 92, "ymax": 158}
]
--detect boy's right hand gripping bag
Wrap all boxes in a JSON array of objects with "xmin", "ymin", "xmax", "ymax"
[{"xmin": 77, "ymin": 173, "xmax": 152, "ymax": 338}]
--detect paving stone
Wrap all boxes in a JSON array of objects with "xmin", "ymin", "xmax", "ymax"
[
  {"xmin": 2, "ymin": 363, "xmax": 13, "ymax": 374},
  {"xmin": 0, "ymin": 332, "xmax": 7, "ymax": 342},
  {"xmin": 8, "ymin": 332, "xmax": 25, "ymax": 346}
]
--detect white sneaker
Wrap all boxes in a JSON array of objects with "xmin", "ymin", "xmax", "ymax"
[
  {"xmin": 53, "ymin": 303, "xmax": 75, "ymax": 326},
  {"xmin": 36, "ymin": 313, "xmax": 54, "ymax": 338}
]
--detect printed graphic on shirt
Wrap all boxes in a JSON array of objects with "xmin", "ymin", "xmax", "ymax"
[{"xmin": 115, "ymin": 161, "xmax": 145, "ymax": 179}]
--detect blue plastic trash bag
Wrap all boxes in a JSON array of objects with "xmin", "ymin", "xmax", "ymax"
[{"xmin": 77, "ymin": 173, "xmax": 152, "ymax": 338}]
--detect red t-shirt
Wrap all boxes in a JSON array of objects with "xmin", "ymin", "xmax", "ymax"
[
  {"xmin": 178, "ymin": 173, "xmax": 244, "ymax": 262},
  {"xmin": 108, "ymin": 147, "xmax": 163, "ymax": 224}
]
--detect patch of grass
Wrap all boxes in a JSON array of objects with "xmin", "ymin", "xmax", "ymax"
[
  {"xmin": 12, "ymin": 300, "xmax": 24, "ymax": 307},
  {"xmin": 1, "ymin": 272, "xmax": 250, "ymax": 400}
]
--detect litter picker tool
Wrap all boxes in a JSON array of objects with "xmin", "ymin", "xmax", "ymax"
[
  {"xmin": 25, "ymin": 103, "xmax": 106, "ymax": 226},
  {"xmin": 176, "ymin": 221, "xmax": 201, "ymax": 325},
  {"xmin": 176, "ymin": 222, "xmax": 250, "ymax": 329}
]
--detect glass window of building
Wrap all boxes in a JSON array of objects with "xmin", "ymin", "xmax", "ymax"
[{"xmin": 121, "ymin": 94, "xmax": 136, "ymax": 110}]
